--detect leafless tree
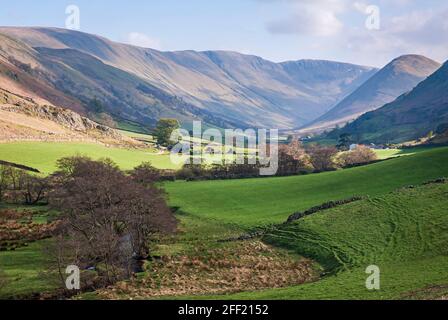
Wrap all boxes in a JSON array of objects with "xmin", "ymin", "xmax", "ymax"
[
  {"xmin": 307, "ymin": 145, "xmax": 338, "ymax": 172},
  {"xmin": 0, "ymin": 165, "xmax": 48, "ymax": 204},
  {"xmin": 49, "ymin": 157, "xmax": 176, "ymax": 286},
  {"xmin": 129, "ymin": 162, "xmax": 160, "ymax": 185},
  {"xmin": 19, "ymin": 173, "xmax": 49, "ymax": 205}
]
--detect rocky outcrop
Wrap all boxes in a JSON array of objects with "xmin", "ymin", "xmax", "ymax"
[
  {"xmin": 0, "ymin": 88, "xmax": 142, "ymax": 146},
  {"xmin": 1, "ymin": 102, "xmax": 122, "ymax": 140}
]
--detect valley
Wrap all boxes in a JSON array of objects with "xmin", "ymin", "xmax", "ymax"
[
  {"xmin": 1, "ymin": 146, "xmax": 447, "ymax": 300},
  {"xmin": 0, "ymin": 18, "xmax": 447, "ymax": 303}
]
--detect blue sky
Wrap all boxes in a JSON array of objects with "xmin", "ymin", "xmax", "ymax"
[{"xmin": 1, "ymin": 0, "xmax": 448, "ymax": 67}]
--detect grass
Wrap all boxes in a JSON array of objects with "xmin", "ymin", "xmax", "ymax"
[
  {"xmin": 117, "ymin": 130, "xmax": 155, "ymax": 143},
  {"xmin": 2, "ymin": 145, "xmax": 447, "ymax": 300},
  {"xmin": 0, "ymin": 142, "xmax": 180, "ymax": 173},
  {"xmin": 263, "ymin": 183, "xmax": 448, "ymax": 270},
  {"xmin": 374, "ymin": 145, "xmax": 438, "ymax": 159},
  {"xmin": 190, "ymin": 182, "xmax": 448, "ymax": 300},
  {"xmin": 0, "ymin": 240, "xmax": 57, "ymax": 299},
  {"xmin": 165, "ymin": 147, "xmax": 448, "ymax": 227},
  {"xmin": 114, "ymin": 119, "xmax": 149, "ymax": 134},
  {"xmin": 217, "ymin": 257, "xmax": 448, "ymax": 300}
]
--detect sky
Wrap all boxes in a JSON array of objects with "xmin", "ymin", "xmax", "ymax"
[{"xmin": 1, "ymin": 0, "xmax": 447, "ymax": 67}]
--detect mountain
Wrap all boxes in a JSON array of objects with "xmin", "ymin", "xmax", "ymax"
[
  {"xmin": 0, "ymin": 27, "xmax": 377, "ymax": 129},
  {"xmin": 0, "ymin": 87, "xmax": 139, "ymax": 146},
  {"xmin": 300, "ymin": 55, "xmax": 441, "ymax": 134},
  {"xmin": 338, "ymin": 60, "xmax": 448, "ymax": 143}
]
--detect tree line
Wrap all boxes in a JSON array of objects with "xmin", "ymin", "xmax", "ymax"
[{"xmin": 175, "ymin": 140, "xmax": 378, "ymax": 181}]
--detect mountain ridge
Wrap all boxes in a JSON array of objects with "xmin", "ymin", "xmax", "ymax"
[
  {"xmin": 299, "ymin": 54, "xmax": 441, "ymax": 134},
  {"xmin": 0, "ymin": 26, "xmax": 377, "ymax": 129},
  {"xmin": 337, "ymin": 59, "xmax": 448, "ymax": 143}
]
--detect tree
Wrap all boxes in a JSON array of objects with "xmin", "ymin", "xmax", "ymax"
[
  {"xmin": 307, "ymin": 145, "xmax": 338, "ymax": 172},
  {"xmin": 336, "ymin": 133, "xmax": 353, "ymax": 151},
  {"xmin": 154, "ymin": 118, "xmax": 180, "ymax": 147},
  {"xmin": 129, "ymin": 162, "xmax": 161, "ymax": 185},
  {"xmin": 277, "ymin": 139, "xmax": 311, "ymax": 175},
  {"xmin": 338, "ymin": 145, "xmax": 377, "ymax": 167},
  {"xmin": 18, "ymin": 173, "xmax": 49, "ymax": 205},
  {"xmin": 50, "ymin": 157, "xmax": 177, "ymax": 286},
  {"xmin": 0, "ymin": 165, "xmax": 48, "ymax": 204}
]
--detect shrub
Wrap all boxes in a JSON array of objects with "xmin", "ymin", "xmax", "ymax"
[
  {"xmin": 129, "ymin": 162, "xmax": 160, "ymax": 185},
  {"xmin": 338, "ymin": 145, "xmax": 378, "ymax": 167}
]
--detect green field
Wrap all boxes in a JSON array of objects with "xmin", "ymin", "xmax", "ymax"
[
  {"xmin": 1, "ymin": 146, "xmax": 448, "ymax": 300},
  {"xmin": 0, "ymin": 142, "xmax": 179, "ymax": 173},
  {"xmin": 166, "ymin": 147, "xmax": 448, "ymax": 227},
  {"xmin": 374, "ymin": 146, "xmax": 438, "ymax": 159},
  {"xmin": 215, "ymin": 182, "xmax": 448, "ymax": 299},
  {"xmin": 0, "ymin": 240, "xmax": 55, "ymax": 299}
]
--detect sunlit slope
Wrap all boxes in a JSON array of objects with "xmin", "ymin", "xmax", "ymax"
[
  {"xmin": 220, "ymin": 182, "xmax": 448, "ymax": 299},
  {"xmin": 165, "ymin": 147, "xmax": 448, "ymax": 227},
  {"xmin": 0, "ymin": 142, "xmax": 179, "ymax": 173}
]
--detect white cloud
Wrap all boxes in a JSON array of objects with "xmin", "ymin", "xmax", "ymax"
[
  {"xmin": 266, "ymin": 0, "xmax": 346, "ymax": 36},
  {"xmin": 344, "ymin": 8, "xmax": 448, "ymax": 65},
  {"xmin": 261, "ymin": 0, "xmax": 448, "ymax": 66},
  {"xmin": 126, "ymin": 32, "xmax": 162, "ymax": 50}
]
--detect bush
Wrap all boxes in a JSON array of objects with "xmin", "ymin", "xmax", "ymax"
[
  {"xmin": 338, "ymin": 146, "xmax": 378, "ymax": 167},
  {"xmin": 129, "ymin": 162, "xmax": 160, "ymax": 185}
]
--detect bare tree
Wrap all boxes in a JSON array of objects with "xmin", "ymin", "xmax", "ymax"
[
  {"xmin": 0, "ymin": 165, "xmax": 48, "ymax": 204},
  {"xmin": 19, "ymin": 173, "xmax": 49, "ymax": 205},
  {"xmin": 307, "ymin": 145, "xmax": 338, "ymax": 172},
  {"xmin": 129, "ymin": 162, "xmax": 160, "ymax": 185},
  {"xmin": 49, "ymin": 157, "xmax": 176, "ymax": 286}
]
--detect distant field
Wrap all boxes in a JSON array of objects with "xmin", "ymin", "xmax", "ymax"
[
  {"xmin": 374, "ymin": 146, "xmax": 438, "ymax": 159},
  {"xmin": 166, "ymin": 147, "xmax": 448, "ymax": 227},
  {"xmin": 117, "ymin": 130, "xmax": 155, "ymax": 142},
  {"xmin": 0, "ymin": 142, "xmax": 180, "ymax": 173},
  {"xmin": 216, "ymin": 182, "xmax": 448, "ymax": 299}
]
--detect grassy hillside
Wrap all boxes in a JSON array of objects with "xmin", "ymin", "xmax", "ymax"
[
  {"xmin": 303, "ymin": 55, "xmax": 441, "ymax": 133},
  {"xmin": 217, "ymin": 182, "xmax": 448, "ymax": 299},
  {"xmin": 166, "ymin": 147, "xmax": 448, "ymax": 227},
  {"xmin": 0, "ymin": 142, "xmax": 179, "ymax": 173},
  {"xmin": 340, "ymin": 60, "xmax": 448, "ymax": 144},
  {"xmin": 2, "ymin": 147, "xmax": 447, "ymax": 300}
]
